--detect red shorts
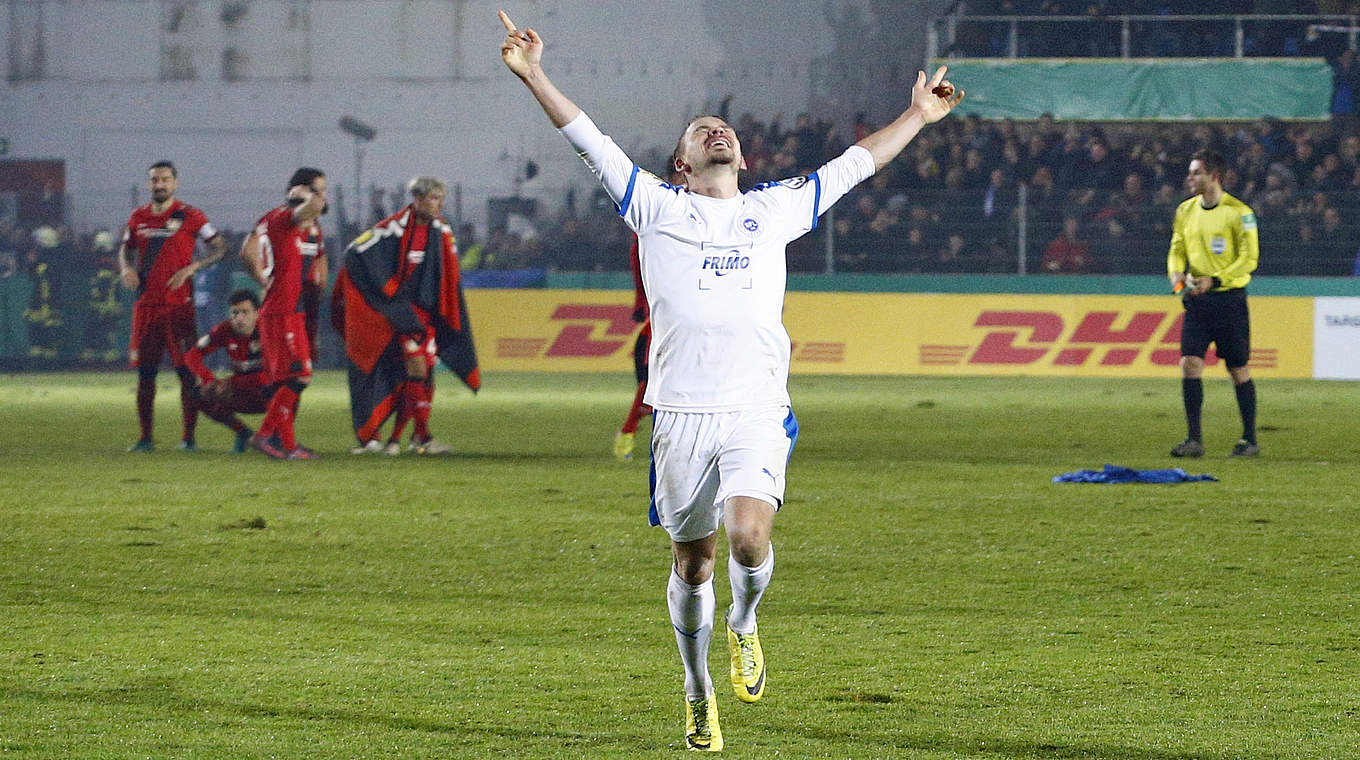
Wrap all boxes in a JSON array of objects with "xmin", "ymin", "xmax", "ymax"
[
  {"xmin": 400, "ymin": 326, "xmax": 438, "ymax": 369},
  {"xmin": 226, "ymin": 373, "xmax": 273, "ymax": 414},
  {"xmin": 258, "ymin": 312, "xmax": 313, "ymax": 383},
  {"xmin": 130, "ymin": 302, "xmax": 197, "ymax": 369},
  {"xmin": 201, "ymin": 373, "xmax": 272, "ymax": 417}
]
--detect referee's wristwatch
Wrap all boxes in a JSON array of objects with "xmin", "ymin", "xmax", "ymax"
[{"xmin": 1209, "ymin": 276, "xmax": 1221, "ymax": 289}]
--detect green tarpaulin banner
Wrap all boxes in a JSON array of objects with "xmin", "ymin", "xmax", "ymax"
[{"xmin": 934, "ymin": 58, "xmax": 1332, "ymax": 121}]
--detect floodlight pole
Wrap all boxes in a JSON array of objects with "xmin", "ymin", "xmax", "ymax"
[{"xmin": 353, "ymin": 136, "xmax": 365, "ymax": 227}]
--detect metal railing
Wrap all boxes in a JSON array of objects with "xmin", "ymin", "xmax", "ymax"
[{"xmin": 928, "ymin": 14, "xmax": 1360, "ymax": 60}]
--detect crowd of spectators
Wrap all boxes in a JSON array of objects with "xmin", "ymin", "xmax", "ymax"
[
  {"xmin": 456, "ymin": 5, "xmax": 1360, "ymax": 276},
  {"xmin": 473, "ymin": 109, "xmax": 1360, "ymax": 277}
]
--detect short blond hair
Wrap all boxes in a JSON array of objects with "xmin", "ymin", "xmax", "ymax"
[{"xmin": 407, "ymin": 176, "xmax": 447, "ymax": 198}]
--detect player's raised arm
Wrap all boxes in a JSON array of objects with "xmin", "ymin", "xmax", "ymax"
[
  {"xmin": 499, "ymin": 10, "xmax": 580, "ymax": 128},
  {"xmin": 857, "ymin": 65, "xmax": 963, "ymax": 171}
]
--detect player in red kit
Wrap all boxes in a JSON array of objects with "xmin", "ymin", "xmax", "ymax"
[
  {"xmin": 335, "ymin": 176, "xmax": 480, "ymax": 455},
  {"xmin": 183, "ymin": 289, "xmax": 271, "ymax": 453},
  {"xmin": 298, "ymin": 223, "xmax": 327, "ymax": 352},
  {"xmin": 118, "ymin": 160, "xmax": 228, "ymax": 453},
  {"xmin": 613, "ymin": 233, "xmax": 651, "ymax": 460},
  {"xmin": 240, "ymin": 167, "xmax": 328, "ymax": 460}
]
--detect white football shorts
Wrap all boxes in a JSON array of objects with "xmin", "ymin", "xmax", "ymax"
[{"xmin": 648, "ymin": 405, "xmax": 799, "ymax": 543}]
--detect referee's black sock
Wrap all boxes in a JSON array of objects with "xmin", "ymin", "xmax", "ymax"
[
  {"xmin": 1182, "ymin": 378, "xmax": 1203, "ymax": 441},
  {"xmin": 1234, "ymin": 379, "xmax": 1257, "ymax": 445}
]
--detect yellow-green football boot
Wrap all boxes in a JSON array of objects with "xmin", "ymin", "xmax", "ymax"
[
  {"xmin": 684, "ymin": 694, "xmax": 723, "ymax": 751},
  {"xmin": 726, "ymin": 616, "xmax": 766, "ymax": 703}
]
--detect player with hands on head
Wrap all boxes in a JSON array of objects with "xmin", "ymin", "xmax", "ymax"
[
  {"xmin": 240, "ymin": 167, "xmax": 328, "ymax": 460},
  {"xmin": 501, "ymin": 9, "xmax": 961, "ymax": 751}
]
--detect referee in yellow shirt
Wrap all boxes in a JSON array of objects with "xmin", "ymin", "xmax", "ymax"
[{"xmin": 1167, "ymin": 149, "xmax": 1259, "ymax": 458}]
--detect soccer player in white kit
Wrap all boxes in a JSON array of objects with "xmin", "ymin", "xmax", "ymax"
[{"xmin": 500, "ymin": 10, "xmax": 962, "ymax": 751}]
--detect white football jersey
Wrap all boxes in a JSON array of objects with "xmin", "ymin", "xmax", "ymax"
[{"xmin": 560, "ymin": 112, "xmax": 875, "ymax": 412}]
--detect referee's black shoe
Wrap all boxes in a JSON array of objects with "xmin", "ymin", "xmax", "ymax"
[
  {"xmin": 1170, "ymin": 438, "xmax": 1205, "ymax": 458},
  {"xmin": 1229, "ymin": 439, "xmax": 1260, "ymax": 457}
]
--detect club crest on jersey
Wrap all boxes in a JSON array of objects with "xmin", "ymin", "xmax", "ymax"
[
  {"xmin": 742, "ymin": 218, "xmax": 760, "ymax": 233},
  {"xmin": 165, "ymin": 218, "xmax": 182, "ymax": 231},
  {"xmin": 408, "ymin": 249, "xmax": 426, "ymax": 264},
  {"xmin": 701, "ymin": 252, "xmax": 750, "ymax": 277}
]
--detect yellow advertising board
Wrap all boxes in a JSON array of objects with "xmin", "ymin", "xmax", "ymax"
[{"xmin": 464, "ymin": 290, "xmax": 1314, "ymax": 378}]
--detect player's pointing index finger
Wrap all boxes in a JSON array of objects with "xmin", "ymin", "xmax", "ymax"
[
  {"xmin": 929, "ymin": 65, "xmax": 947, "ymax": 87},
  {"xmin": 498, "ymin": 9, "xmax": 517, "ymax": 33}
]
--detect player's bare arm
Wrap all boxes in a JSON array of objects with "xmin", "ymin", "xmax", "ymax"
[
  {"xmin": 857, "ymin": 66, "xmax": 963, "ymax": 171},
  {"xmin": 499, "ymin": 10, "xmax": 581, "ymax": 128},
  {"xmin": 166, "ymin": 234, "xmax": 227, "ymax": 291},
  {"xmin": 117, "ymin": 241, "xmax": 139, "ymax": 290},
  {"xmin": 240, "ymin": 233, "xmax": 269, "ymax": 287}
]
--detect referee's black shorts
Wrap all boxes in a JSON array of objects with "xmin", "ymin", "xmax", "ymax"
[{"xmin": 1180, "ymin": 287, "xmax": 1250, "ymax": 368}]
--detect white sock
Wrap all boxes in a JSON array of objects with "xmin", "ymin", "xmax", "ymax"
[
  {"xmin": 727, "ymin": 544, "xmax": 773, "ymax": 635},
  {"xmin": 667, "ymin": 567, "xmax": 715, "ymax": 699}
]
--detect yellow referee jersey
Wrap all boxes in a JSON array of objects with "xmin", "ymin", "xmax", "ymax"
[{"xmin": 1166, "ymin": 192, "xmax": 1259, "ymax": 290}]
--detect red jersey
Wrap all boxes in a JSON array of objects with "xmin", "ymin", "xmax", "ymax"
[
  {"xmin": 300, "ymin": 224, "xmax": 326, "ymax": 285},
  {"xmin": 254, "ymin": 204, "xmax": 319, "ymax": 316},
  {"xmin": 184, "ymin": 320, "xmax": 263, "ymax": 384},
  {"xmin": 628, "ymin": 234, "xmax": 651, "ymax": 338},
  {"xmin": 122, "ymin": 200, "xmax": 218, "ymax": 306}
]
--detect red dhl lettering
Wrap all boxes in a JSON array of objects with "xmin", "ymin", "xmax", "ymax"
[
  {"xmin": 497, "ymin": 304, "xmax": 639, "ymax": 359},
  {"xmin": 932, "ymin": 310, "xmax": 1276, "ymax": 368}
]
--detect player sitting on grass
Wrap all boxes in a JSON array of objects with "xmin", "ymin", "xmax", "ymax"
[{"xmin": 183, "ymin": 289, "xmax": 270, "ymax": 453}]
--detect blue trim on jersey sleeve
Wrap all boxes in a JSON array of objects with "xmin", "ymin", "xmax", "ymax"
[
  {"xmin": 808, "ymin": 172, "xmax": 823, "ymax": 231},
  {"xmin": 783, "ymin": 408, "xmax": 800, "ymax": 462},
  {"xmin": 619, "ymin": 164, "xmax": 641, "ymax": 218}
]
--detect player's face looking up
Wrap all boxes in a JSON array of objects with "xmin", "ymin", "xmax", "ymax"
[
  {"xmin": 676, "ymin": 117, "xmax": 743, "ymax": 174},
  {"xmin": 413, "ymin": 189, "xmax": 446, "ymax": 222},
  {"xmin": 148, "ymin": 166, "xmax": 177, "ymax": 204},
  {"xmin": 228, "ymin": 299, "xmax": 258, "ymax": 336}
]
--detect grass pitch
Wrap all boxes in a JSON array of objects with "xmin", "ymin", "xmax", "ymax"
[{"xmin": 1, "ymin": 371, "xmax": 1357, "ymax": 759}]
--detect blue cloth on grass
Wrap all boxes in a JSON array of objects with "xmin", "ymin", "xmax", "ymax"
[{"xmin": 1053, "ymin": 464, "xmax": 1217, "ymax": 484}]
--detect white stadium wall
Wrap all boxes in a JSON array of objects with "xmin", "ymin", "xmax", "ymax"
[{"xmin": 1, "ymin": 0, "xmax": 943, "ymax": 238}]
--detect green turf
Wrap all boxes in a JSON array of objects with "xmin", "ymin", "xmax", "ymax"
[{"xmin": 1, "ymin": 371, "xmax": 1357, "ymax": 759}]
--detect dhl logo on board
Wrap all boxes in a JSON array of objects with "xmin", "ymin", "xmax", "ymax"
[
  {"xmin": 492, "ymin": 303, "xmax": 847, "ymax": 362},
  {"xmin": 464, "ymin": 290, "xmax": 1313, "ymax": 377},
  {"xmin": 920, "ymin": 310, "xmax": 1276, "ymax": 368}
]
